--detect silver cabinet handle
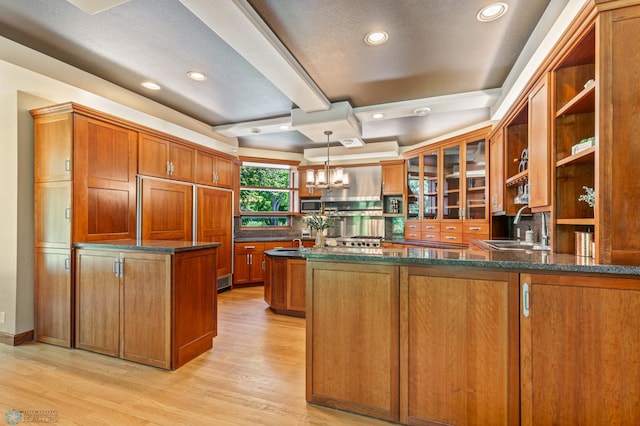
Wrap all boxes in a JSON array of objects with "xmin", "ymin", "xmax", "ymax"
[
  {"xmin": 445, "ymin": 236, "xmax": 457, "ymax": 240},
  {"xmin": 64, "ymin": 158, "xmax": 71, "ymax": 172},
  {"xmin": 170, "ymin": 162, "xmax": 175, "ymax": 175},
  {"xmin": 426, "ymin": 235, "xmax": 436, "ymax": 239},
  {"xmin": 446, "ymin": 226, "xmax": 456, "ymax": 230},
  {"xmin": 64, "ymin": 256, "xmax": 71, "ymax": 270},
  {"xmin": 408, "ymin": 233, "xmax": 417, "ymax": 238},
  {"xmin": 166, "ymin": 161, "xmax": 171, "ymax": 175},
  {"xmin": 408, "ymin": 225, "xmax": 417, "ymax": 229},
  {"xmin": 425, "ymin": 225, "xmax": 435, "ymax": 229},
  {"xmin": 262, "ymin": 260, "xmax": 266, "ymax": 270},
  {"xmin": 523, "ymin": 282, "xmax": 530, "ymax": 317},
  {"xmin": 65, "ymin": 206, "xmax": 71, "ymax": 220},
  {"xmin": 469, "ymin": 226, "xmax": 482, "ymax": 231},
  {"xmin": 113, "ymin": 259, "xmax": 119, "ymax": 276}
]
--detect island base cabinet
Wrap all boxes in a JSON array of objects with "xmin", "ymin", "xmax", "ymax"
[
  {"xmin": 520, "ymin": 273, "xmax": 640, "ymax": 425},
  {"xmin": 306, "ymin": 261, "xmax": 400, "ymax": 422},
  {"xmin": 75, "ymin": 249, "xmax": 171, "ymax": 369},
  {"xmin": 401, "ymin": 267, "xmax": 520, "ymax": 426}
]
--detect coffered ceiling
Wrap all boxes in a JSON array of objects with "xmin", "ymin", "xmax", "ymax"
[{"xmin": 0, "ymin": 0, "xmax": 572, "ymax": 156}]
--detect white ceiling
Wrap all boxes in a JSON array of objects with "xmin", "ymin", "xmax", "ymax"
[{"xmin": 0, "ymin": 0, "xmax": 577, "ymax": 157}]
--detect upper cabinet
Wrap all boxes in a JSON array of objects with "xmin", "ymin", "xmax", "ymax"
[
  {"xmin": 528, "ymin": 74, "xmax": 551, "ymax": 210},
  {"xmin": 489, "ymin": 128, "xmax": 505, "ymax": 214},
  {"xmin": 381, "ymin": 160, "xmax": 405, "ymax": 216},
  {"xmin": 195, "ymin": 149, "xmax": 233, "ymax": 188},
  {"xmin": 138, "ymin": 133, "xmax": 195, "ymax": 182},
  {"xmin": 404, "ymin": 127, "xmax": 490, "ymax": 243}
]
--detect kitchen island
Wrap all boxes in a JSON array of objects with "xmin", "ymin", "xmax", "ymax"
[
  {"xmin": 302, "ymin": 245, "xmax": 640, "ymax": 425},
  {"xmin": 74, "ymin": 239, "xmax": 219, "ymax": 370}
]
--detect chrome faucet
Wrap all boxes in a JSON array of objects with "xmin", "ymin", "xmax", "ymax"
[
  {"xmin": 513, "ymin": 205, "xmax": 529, "ymax": 225},
  {"xmin": 293, "ymin": 238, "xmax": 303, "ymax": 248},
  {"xmin": 540, "ymin": 211, "xmax": 550, "ymax": 246}
]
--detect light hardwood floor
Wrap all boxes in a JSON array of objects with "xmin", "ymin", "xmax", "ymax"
[{"xmin": 0, "ymin": 286, "xmax": 392, "ymax": 425}]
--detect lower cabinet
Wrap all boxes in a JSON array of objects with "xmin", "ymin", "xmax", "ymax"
[
  {"xmin": 520, "ymin": 273, "xmax": 640, "ymax": 425},
  {"xmin": 75, "ymin": 246, "xmax": 216, "ymax": 369},
  {"xmin": 233, "ymin": 242, "xmax": 265, "ymax": 286},
  {"xmin": 402, "ymin": 266, "xmax": 519, "ymax": 425},
  {"xmin": 264, "ymin": 255, "xmax": 306, "ymax": 317},
  {"xmin": 34, "ymin": 248, "xmax": 73, "ymax": 347}
]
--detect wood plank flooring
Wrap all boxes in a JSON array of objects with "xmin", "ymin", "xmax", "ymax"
[{"xmin": 0, "ymin": 286, "xmax": 392, "ymax": 425}]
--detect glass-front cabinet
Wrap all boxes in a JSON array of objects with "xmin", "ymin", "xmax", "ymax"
[
  {"xmin": 465, "ymin": 138, "xmax": 487, "ymax": 221},
  {"xmin": 423, "ymin": 151, "xmax": 439, "ymax": 221},
  {"xmin": 404, "ymin": 126, "xmax": 490, "ymax": 244}
]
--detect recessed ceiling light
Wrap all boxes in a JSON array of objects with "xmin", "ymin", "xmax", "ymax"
[
  {"xmin": 371, "ymin": 113, "xmax": 385, "ymax": 120},
  {"xmin": 364, "ymin": 31, "xmax": 389, "ymax": 46},
  {"xmin": 187, "ymin": 71, "xmax": 207, "ymax": 81},
  {"xmin": 477, "ymin": 2, "xmax": 508, "ymax": 22},
  {"xmin": 279, "ymin": 124, "xmax": 291, "ymax": 130},
  {"xmin": 141, "ymin": 81, "xmax": 161, "ymax": 90},
  {"xmin": 414, "ymin": 107, "xmax": 431, "ymax": 117}
]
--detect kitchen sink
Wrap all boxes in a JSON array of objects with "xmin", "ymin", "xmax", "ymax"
[
  {"xmin": 481, "ymin": 240, "xmax": 551, "ymax": 251},
  {"xmin": 274, "ymin": 247, "xmax": 301, "ymax": 252}
]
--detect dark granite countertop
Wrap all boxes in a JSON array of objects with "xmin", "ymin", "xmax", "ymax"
[
  {"xmin": 264, "ymin": 248, "xmax": 305, "ymax": 258},
  {"xmin": 74, "ymin": 239, "xmax": 221, "ymax": 253},
  {"xmin": 302, "ymin": 245, "xmax": 640, "ymax": 276},
  {"xmin": 234, "ymin": 236, "xmax": 314, "ymax": 243}
]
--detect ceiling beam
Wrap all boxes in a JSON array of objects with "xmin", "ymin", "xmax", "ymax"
[{"xmin": 179, "ymin": 0, "xmax": 330, "ymax": 113}]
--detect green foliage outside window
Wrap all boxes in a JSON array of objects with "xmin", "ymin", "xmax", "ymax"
[{"xmin": 240, "ymin": 165, "xmax": 292, "ymax": 227}]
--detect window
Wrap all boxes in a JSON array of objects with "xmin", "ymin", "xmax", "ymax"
[{"xmin": 240, "ymin": 162, "xmax": 293, "ymax": 227}]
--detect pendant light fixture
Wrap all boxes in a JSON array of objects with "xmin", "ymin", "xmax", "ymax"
[{"xmin": 305, "ymin": 130, "xmax": 350, "ymax": 191}]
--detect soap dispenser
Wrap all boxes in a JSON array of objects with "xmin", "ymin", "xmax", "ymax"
[{"xmin": 525, "ymin": 226, "xmax": 534, "ymax": 243}]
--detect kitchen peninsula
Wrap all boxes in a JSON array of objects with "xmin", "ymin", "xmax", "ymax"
[
  {"xmin": 303, "ymin": 245, "xmax": 640, "ymax": 425},
  {"xmin": 73, "ymin": 239, "xmax": 219, "ymax": 370}
]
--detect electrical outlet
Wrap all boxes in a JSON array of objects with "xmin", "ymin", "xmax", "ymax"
[{"xmin": 0, "ymin": 312, "xmax": 5, "ymax": 323}]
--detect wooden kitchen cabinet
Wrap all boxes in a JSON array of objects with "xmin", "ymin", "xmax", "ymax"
[
  {"xmin": 32, "ymin": 103, "xmax": 138, "ymax": 347},
  {"xmin": 520, "ymin": 272, "xmax": 640, "ymax": 424},
  {"xmin": 297, "ymin": 166, "xmax": 322, "ymax": 198},
  {"xmin": 75, "ymin": 245, "xmax": 216, "ymax": 369},
  {"xmin": 234, "ymin": 242, "xmax": 266, "ymax": 286},
  {"xmin": 381, "ymin": 160, "xmax": 405, "ymax": 194},
  {"xmin": 195, "ymin": 149, "xmax": 234, "ymax": 188},
  {"xmin": 197, "ymin": 186, "xmax": 233, "ymax": 278},
  {"xmin": 264, "ymin": 254, "xmax": 306, "ymax": 317},
  {"xmin": 34, "ymin": 248, "xmax": 72, "ymax": 347},
  {"xmin": 527, "ymin": 74, "xmax": 551, "ymax": 210},
  {"xmin": 140, "ymin": 179, "xmax": 193, "ymax": 241},
  {"xmin": 401, "ymin": 266, "xmax": 519, "ymax": 425},
  {"xmin": 306, "ymin": 261, "xmax": 400, "ymax": 422},
  {"xmin": 138, "ymin": 132, "xmax": 195, "ymax": 182},
  {"xmin": 489, "ymin": 127, "xmax": 505, "ymax": 214}
]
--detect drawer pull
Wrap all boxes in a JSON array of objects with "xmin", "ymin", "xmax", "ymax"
[
  {"xmin": 446, "ymin": 226, "xmax": 457, "ymax": 230},
  {"xmin": 409, "ymin": 233, "xmax": 417, "ymax": 238},
  {"xmin": 425, "ymin": 226, "xmax": 435, "ymax": 229},
  {"xmin": 408, "ymin": 225, "xmax": 417, "ymax": 229},
  {"xmin": 426, "ymin": 235, "xmax": 435, "ymax": 239},
  {"xmin": 469, "ymin": 227, "xmax": 482, "ymax": 231},
  {"xmin": 445, "ymin": 236, "xmax": 457, "ymax": 240}
]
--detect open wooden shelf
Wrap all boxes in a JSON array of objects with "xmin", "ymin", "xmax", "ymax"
[
  {"xmin": 556, "ymin": 218, "xmax": 595, "ymax": 226},
  {"xmin": 556, "ymin": 146, "xmax": 595, "ymax": 167},
  {"xmin": 506, "ymin": 170, "xmax": 528, "ymax": 187},
  {"xmin": 556, "ymin": 83, "xmax": 595, "ymax": 117}
]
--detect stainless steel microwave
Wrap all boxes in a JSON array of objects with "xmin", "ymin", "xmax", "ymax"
[{"xmin": 300, "ymin": 200, "xmax": 322, "ymax": 213}]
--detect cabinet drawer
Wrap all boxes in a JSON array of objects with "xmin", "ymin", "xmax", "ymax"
[
  {"xmin": 405, "ymin": 221, "xmax": 422, "ymax": 232},
  {"xmin": 421, "ymin": 232, "xmax": 441, "ymax": 242},
  {"xmin": 421, "ymin": 221, "xmax": 441, "ymax": 232},
  {"xmin": 463, "ymin": 223, "xmax": 489, "ymax": 234},
  {"xmin": 441, "ymin": 232, "xmax": 463, "ymax": 243},
  {"xmin": 441, "ymin": 223, "xmax": 461, "ymax": 233},
  {"xmin": 405, "ymin": 230, "xmax": 422, "ymax": 240}
]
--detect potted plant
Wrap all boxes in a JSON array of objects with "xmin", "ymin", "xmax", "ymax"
[{"xmin": 305, "ymin": 214, "xmax": 335, "ymax": 247}]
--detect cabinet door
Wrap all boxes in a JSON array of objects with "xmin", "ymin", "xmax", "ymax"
[
  {"xmin": 298, "ymin": 168, "xmax": 321, "ymax": 198},
  {"xmin": 489, "ymin": 129, "xmax": 505, "ymax": 213},
  {"xmin": 286, "ymin": 258, "xmax": 306, "ymax": 313},
  {"xmin": 464, "ymin": 138, "xmax": 487, "ymax": 220},
  {"xmin": 402, "ymin": 268, "xmax": 519, "ymax": 425},
  {"xmin": 250, "ymin": 250, "xmax": 265, "ymax": 283},
  {"xmin": 138, "ymin": 133, "xmax": 170, "ymax": 178},
  {"xmin": 73, "ymin": 114, "xmax": 138, "ymax": 241},
  {"xmin": 233, "ymin": 245, "xmax": 251, "ymax": 285},
  {"xmin": 442, "ymin": 144, "xmax": 462, "ymax": 221},
  {"xmin": 423, "ymin": 151, "xmax": 439, "ymax": 220},
  {"xmin": 75, "ymin": 249, "xmax": 120, "ymax": 356},
  {"xmin": 382, "ymin": 161, "xmax": 405, "ymax": 194},
  {"xmin": 141, "ymin": 179, "xmax": 193, "ymax": 241},
  {"xmin": 264, "ymin": 255, "xmax": 273, "ymax": 305},
  {"xmin": 195, "ymin": 149, "xmax": 215, "ymax": 186},
  {"xmin": 34, "ymin": 248, "xmax": 72, "ymax": 347},
  {"xmin": 406, "ymin": 157, "xmax": 421, "ymax": 220},
  {"xmin": 169, "ymin": 143, "xmax": 195, "ymax": 182},
  {"xmin": 214, "ymin": 155, "xmax": 233, "ymax": 188},
  {"xmin": 121, "ymin": 252, "xmax": 171, "ymax": 369},
  {"xmin": 528, "ymin": 75, "xmax": 551, "ymax": 209},
  {"xmin": 34, "ymin": 112, "xmax": 72, "ymax": 183},
  {"xmin": 34, "ymin": 181, "xmax": 72, "ymax": 248},
  {"xmin": 520, "ymin": 273, "xmax": 640, "ymax": 425},
  {"xmin": 197, "ymin": 186, "xmax": 232, "ymax": 277}
]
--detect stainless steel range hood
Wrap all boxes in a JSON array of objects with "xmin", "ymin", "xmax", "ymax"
[{"xmin": 320, "ymin": 165, "xmax": 381, "ymax": 202}]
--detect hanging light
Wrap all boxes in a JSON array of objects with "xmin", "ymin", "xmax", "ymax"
[{"xmin": 305, "ymin": 130, "xmax": 350, "ymax": 191}]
